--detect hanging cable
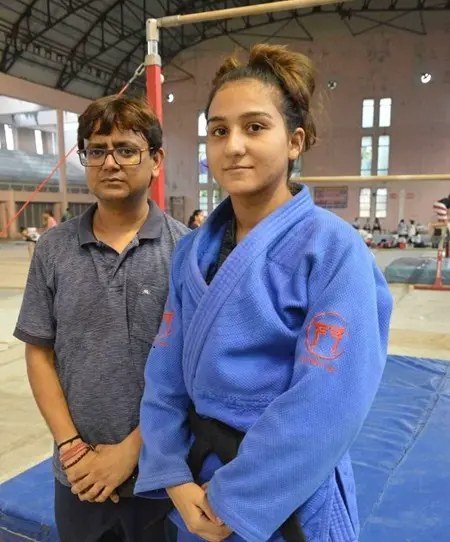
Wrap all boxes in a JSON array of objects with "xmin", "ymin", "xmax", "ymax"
[{"xmin": 0, "ymin": 62, "xmax": 146, "ymax": 237}]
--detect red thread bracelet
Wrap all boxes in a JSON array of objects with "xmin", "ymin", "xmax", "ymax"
[
  {"xmin": 62, "ymin": 448, "xmax": 90, "ymax": 471},
  {"xmin": 60, "ymin": 442, "xmax": 88, "ymax": 464}
]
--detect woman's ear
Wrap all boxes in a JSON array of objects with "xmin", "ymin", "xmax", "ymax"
[{"xmin": 288, "ymin": 128, "xmax": 305, "ymax": 161}]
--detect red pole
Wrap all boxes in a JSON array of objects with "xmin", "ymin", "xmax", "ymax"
[
  {"xmin": 434, "ymin": 248, "xmax": 444, "ymax": 288},
  {"xmin": 146, "ymin": 63, "xmax": 165, "ymax": 210},
  {"xmin": 415, "ymin": 234, "xmax": 450, "ymax": 291},
  {"xmin": 146, "ymin": 19, "xmax": 165, "ymax": 211}
]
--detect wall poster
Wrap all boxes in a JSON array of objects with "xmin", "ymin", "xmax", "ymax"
[{"xmin": 313, "ymin": 186, "xmax": 348, "ymax": 209}]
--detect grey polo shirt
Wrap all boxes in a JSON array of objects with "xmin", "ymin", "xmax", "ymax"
[{"xmin": 14, "ymin": 201, "xmax": 188, "ymax": 485}]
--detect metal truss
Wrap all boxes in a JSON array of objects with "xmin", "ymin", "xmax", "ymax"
[
  {"xmin": 0, "ymin": 0, "xmax": 449, "ymax": 97},
  {"xmin": 0, "ymin": 0, "xmax": 163, "ymax": 91}
]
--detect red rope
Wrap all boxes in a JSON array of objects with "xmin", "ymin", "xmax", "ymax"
[
  {"xmin": 0, "ymin": 143, "xmax": 78, "ymax": 237},
  {"xmin": 0, "ymin": 79, "xmax": 132, "ymax": 237}
]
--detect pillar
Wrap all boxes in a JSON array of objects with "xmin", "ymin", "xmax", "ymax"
[
  {"xmin": 398, "ymin": 188, "xmax": 405, "ymax": 223},
  {"xmin": 56, "ymin": 109, "xmax": 69, "ymax": 213},
  {"xmin": 6, "ymin": 190, "xmax": 17, "ymax": 239},
  {"xmin": 0, "ymin": 202, "xmax": 7, "ymax": 238}
]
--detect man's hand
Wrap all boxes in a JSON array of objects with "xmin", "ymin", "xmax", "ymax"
[
  {"xmin": 66, "ymin": 441, "xmax": 137, "ymax": 503},
  {"xmin": 167, "ymin": 482, "xmax": 233, "ymax": 542}
]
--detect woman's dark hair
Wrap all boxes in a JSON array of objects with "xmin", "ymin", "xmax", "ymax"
[
  {"xmin": 205, "ymin": 44, "xmax": 317, "ymax": 178},
  {"xmin": 44, "ymin": 209, "xmax": 54, "ymax": 217},
  {"xmin": 77, "ymin": 95, "xmax": 162, "ymax": 153},
  {"xmin": 188, "ymin": 209, "xmax": 203, "ymax": 227}
]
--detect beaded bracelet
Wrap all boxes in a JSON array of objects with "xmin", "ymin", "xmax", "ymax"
[
  {"xmin": 62, "ymin": 448, "xmax": 90, "ymax": 471},
  {"xmin": 59, "ymin": 442, "xmax": 88, "ymax": 464}
]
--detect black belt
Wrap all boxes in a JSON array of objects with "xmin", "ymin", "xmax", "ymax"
[{"xmin": 186, "ymin": 405, "xmax": 307, "ymax": 542}]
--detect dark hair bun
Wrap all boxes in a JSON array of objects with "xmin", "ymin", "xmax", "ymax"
[{"xmin": 208, "ymin": 44, "xmax": 317, "ymax": 151}]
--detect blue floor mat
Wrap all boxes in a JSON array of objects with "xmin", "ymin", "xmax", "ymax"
[
  {"xmin": 1, "ymin": 355, "xmax": 450, "ymax": 541},
  {"xmin": 385, "ymin": 256, "xmax": 450, "ymax": 284},
  {"xmin": 0, "ymin": 460, "xmax": 56, "ymax": 541},
  {"xmin": 354, "ymin": 355, "xmax": 450, "ymax": 541}
]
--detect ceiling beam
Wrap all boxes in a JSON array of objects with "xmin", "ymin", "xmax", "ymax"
[
  {"xmin": 1, "ymin": 0, "xmax": 97, "ymax": 72},
  {"xmin": 1, "ymin": 0, "xmax": 448, "ymax": 98},
  {"xmin": 56, "ymin": 0, "xmax": 127, "ymax": 89}
]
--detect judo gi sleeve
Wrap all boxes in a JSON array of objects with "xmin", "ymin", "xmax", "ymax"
[
  {"xmin": 135, "ymin": 245, "xmax": 194, "ymax": 496},
  {"xmin": 206, "ymin": 241, "xmax": 393, "ymax": 542}
]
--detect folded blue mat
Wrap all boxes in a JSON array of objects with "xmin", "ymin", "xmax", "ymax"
[{"xmin": 1, "ymin": 355, "xmax": 449, "ymax": 541}]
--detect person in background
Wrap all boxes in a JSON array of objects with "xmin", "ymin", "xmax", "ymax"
[
  {"xmin": 61, "ymin": 208, "xmax": 72, "ymax": 223},
  {"xmin": 363, "ymin": 218, "xmax": 371, "ymax": 231},
  {"xmin": 14, "ymin": 95, "xmax": 187, "ymax": 542},
  {"xmin": 432, "ymin": 194, "xmax": 450, "ymax": 255},
  {"xmin": 397, "ymin": 219, "xmax": 408, "ymax": 238},
  {"xmin": 20, "ymin": 226, "xmax": 40, "ymax": 259},
  {"xmin": 187, "ymin": 209, "xmax": 205, "ymax": 230},
  {"xmin": 136, "ymin": 44, "xmax": 393, "ymax": 542},
  {"xmin": 372, "ymin": 218, "xmax": 382, "ymax": 234},
  {"xmin": 433, "ymin": 194, "xmax": 450, "ymax": 227},
  {"xmin": 411, "ymin": 232, "xmax": 426, "ymax": 248},
  {"xmin": 43, "ymin": 209, "xmax": 57, "ymax": 230},
  {"xmin": 359, "ymin": 227, "xmax": 373, "ymax": 247},
  {"xmin": 408, "ymin": 220, "xmax": 417, "ymax": 245},
  {"xmin": 352, "ymin": 217, "xmax": 360, "ymax": 229}
]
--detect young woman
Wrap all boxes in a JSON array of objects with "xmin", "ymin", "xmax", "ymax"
[
  {"xmin": 136, "ymin": 44, "xmax": 393, "ymax": 542},
  {"xmin": 42, "ymin": 209, "xmax": 57, "ymax": 230},
  {"xmin": 187, "ymin": 209, "xmax": 206, "ymax": 230}
]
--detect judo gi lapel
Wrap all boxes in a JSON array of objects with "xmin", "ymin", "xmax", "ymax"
[{"xmin": 183, "ymin": 185, "xmax": 314, "ymax": 396}]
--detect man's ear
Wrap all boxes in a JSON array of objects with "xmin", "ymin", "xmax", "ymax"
[{"xmin": 150, "ymin": 148, "xmax": 165, "ymax": 180}]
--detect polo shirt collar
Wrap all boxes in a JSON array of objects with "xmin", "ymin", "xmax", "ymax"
[{"xmin": 78, "ymin": 200, "xmax": 163, "ymax": 246}]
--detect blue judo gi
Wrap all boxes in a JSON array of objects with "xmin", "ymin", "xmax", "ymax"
[{"xmin": 136, "ymin": 185, "xmax": 393, "ymax": 542}]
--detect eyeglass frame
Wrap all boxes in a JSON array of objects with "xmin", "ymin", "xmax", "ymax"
[{"xmin": 77, "ymin": 146, "xmax": 156, "ymax": 167}]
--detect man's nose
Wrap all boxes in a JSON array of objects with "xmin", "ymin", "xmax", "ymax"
[{"xmin": 103, "ymin": 152, "xmax": 120, "ymax": 169}]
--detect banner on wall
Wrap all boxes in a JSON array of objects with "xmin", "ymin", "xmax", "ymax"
[{"xmin": 313, "ymin": 186, "xmax": 348, "ymax": 209}]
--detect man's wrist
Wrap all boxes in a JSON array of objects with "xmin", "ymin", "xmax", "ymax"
[
  {"xmin": 57, "ymin": 434, "xmax": 82, "ymax": 451},
  {"xmin": 60, "ymin": 442, "xmax": 92, "ymax": 470},
  {"xmin": 59, "ymin": 440, "xmax": 82, "ymax": 454}
]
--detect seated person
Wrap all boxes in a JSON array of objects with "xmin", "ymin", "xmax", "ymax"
[
  {"xmin": 20, "ymin": 226, "xmax": 40, "ymax": 259},
  {"xmin": 397, "ymin": 219, "xmax": 408, "ymax": 238},
  {"xmin": 372, "ymin": 218, "xmax": 382, "ymax": 234}
]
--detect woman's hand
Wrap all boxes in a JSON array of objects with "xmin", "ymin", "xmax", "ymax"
[{"xmin": 167, "ymin": 482, "xmax": 233, "ymax": 542}]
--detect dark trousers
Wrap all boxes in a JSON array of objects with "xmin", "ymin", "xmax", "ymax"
[{"xmin": 55, "ymin": 480, "xmax": 175, "ymax": 542}]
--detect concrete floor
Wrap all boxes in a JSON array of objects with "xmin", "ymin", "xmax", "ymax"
[{"xmin": 1, "ymin": 243, "xmax": 449, "ymax": 484}]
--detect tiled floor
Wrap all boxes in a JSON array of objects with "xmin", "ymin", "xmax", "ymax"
[{"xmin": 1, "ymin": 243, "xmax": 449, "ymax": 483}]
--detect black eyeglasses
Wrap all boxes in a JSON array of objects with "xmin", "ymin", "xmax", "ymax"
[{"xmin": 77, "ymin": 147, "xmax": 155, "ymax": 167}]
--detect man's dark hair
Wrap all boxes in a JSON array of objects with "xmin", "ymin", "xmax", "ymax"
[{"xmin": 77, "ymin": 95, "xmax": 162, "ymax": 152}]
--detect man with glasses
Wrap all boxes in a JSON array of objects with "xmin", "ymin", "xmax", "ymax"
[{"xmin": 14, "ymin": 95, "xmax": 188, "ymax": 542}]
